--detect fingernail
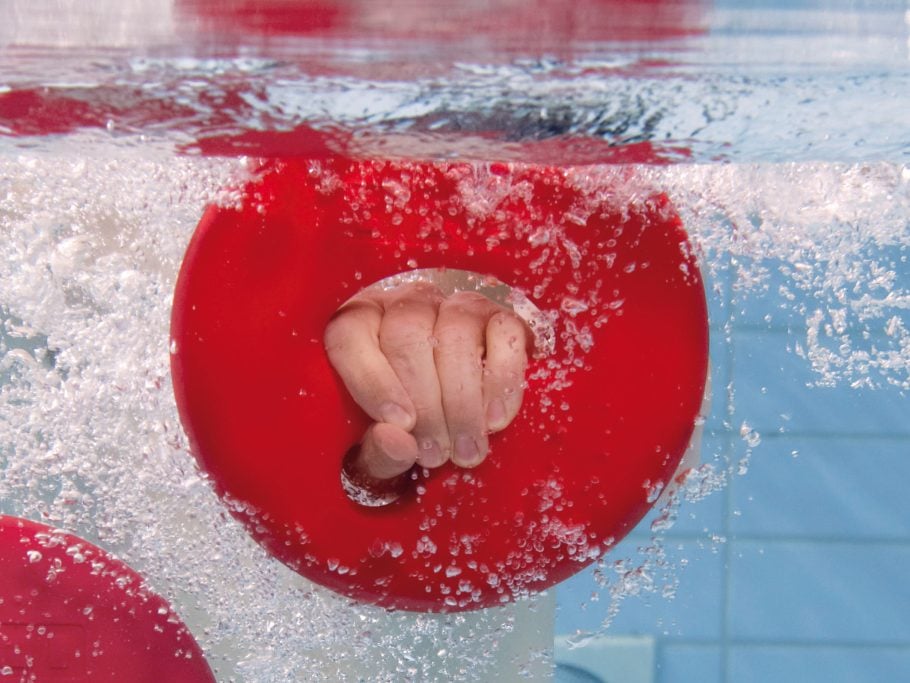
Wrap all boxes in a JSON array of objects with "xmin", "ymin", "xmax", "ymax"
[
  {"xmin": 454, "ymin": 434, "xmax": 482, "ymax": 467},
  {"xmin": 380, "ymin": 402, "xmax": 413, "ymax": 430},
  {"xmin": 417, "ymin": 439, "xmax": 446, "ymax": 468},
  {"xmin": 486, "ymin": 398, "xmax": 507, "ymax": 431}
]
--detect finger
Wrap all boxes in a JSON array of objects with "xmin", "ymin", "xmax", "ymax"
[
  {"xmin": 352, "ymin": 422, "xmax": 419, "ymax": 481},
  {"xmin": 434, "ymin": 292, "xmax": 495, "ymax": 467},
  {"xmin": 343, "ymin": 423, "xmax": 418, "ymax": 504},
  {"xmin": 483, "ymin": 310, "xmax": 531, "ymax": 432},
  {"xmin": 323, "ymin": 298, "xmax": 416, "ymax": 430},
  {"xmin": 378, "ymin": 285, "xmax": 450, "ymax": 468}
]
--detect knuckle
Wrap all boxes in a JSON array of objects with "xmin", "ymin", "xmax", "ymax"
[
  {"xmin": 433, "ymin": 324, "xmax": 471, "ymax": 348},
  {"xmin": 490, "ymin": 329, "xmax": 531, "ymax": 362},
  {"xmin": 325, "ymin": 300, "xmax": 379, "ymax": 340},
  {"xmin": 433, "ymin": 317, "xmax": 482, "ymax": 352},
  {"xmin": 435, "ymin": 337, "xmax": 484, "ymax": 366},
  {"xmin": 323, "ymin": 316, "xmax": 354, "ymax": 354},
  {"xmin": 379, "ymin": 320, "xmax": 435, "ymax": 360},
  {"xmin": 386, "ymin": 300, "xmax": 436, "ymax": 330},
  {"xmin": 489, "ymin": 308, "xmax": 523, "ymax": 329},
  {"xmin": 440, "ymin": 290, "xmax": 488, "ymax": 314},
  {"xmin": 489, "ymin": 309, "xmax": 530, "ymax": 341}
]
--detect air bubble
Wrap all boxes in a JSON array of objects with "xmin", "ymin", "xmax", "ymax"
[
  {"xmin": 560, "ymin": 297, "xmax": 589, "ymax": 316},
  {"xmin": 1, "ymin": 113, "xmax": 907, "ymax": 681}
]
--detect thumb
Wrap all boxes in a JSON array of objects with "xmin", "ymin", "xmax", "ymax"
[{"xmin": 342, "ymin": 423, "xmax": 418, "ymax": 504}]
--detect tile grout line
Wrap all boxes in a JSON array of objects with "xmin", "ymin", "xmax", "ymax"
[{"xmin": 720, "ymin": 262, "xmax": 737, "ymax": 683}]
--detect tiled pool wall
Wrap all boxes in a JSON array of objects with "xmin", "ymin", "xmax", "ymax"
[{"xmin": 556, "ymin": 252, "xmax": 910, "ymax": 682}]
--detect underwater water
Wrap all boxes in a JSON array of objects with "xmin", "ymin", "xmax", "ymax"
[{"xmin": 1, "ymin": 1, "xmax": 908, "ymax": 681}]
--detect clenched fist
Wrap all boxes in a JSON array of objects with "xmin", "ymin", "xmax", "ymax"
[{"xmin": 324, "ymin": 281, "xmax": 532, "ymax": 496}]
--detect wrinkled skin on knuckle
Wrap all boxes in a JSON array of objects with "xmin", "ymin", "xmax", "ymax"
[
  {"xmin": 378, "ymin": 286, "xmax": 442, "ymax": 355},
  {"xmin": 434, "ymin": 334, "xmax": 484, "ymax": 367}
]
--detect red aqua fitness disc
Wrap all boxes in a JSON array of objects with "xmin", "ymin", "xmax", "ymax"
[
  {"xmin": 0, "ymin": 515, "xmax": 215, "ymax": 682},
  {"xmin": 170, "ymin": 154, "xmax": 709, "ymax": 612}
]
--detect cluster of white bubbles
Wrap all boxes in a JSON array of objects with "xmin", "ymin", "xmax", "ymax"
[
  {"xmin": 1, "ymin": 119, "xmax": 908, "ymax": 680},
  {"xmin": 0, "ymin": 138, "xmax": 556, "ymax": 681},
  {"xmin": 570, "ymin": 160, "xmax": 910, "ymax": 644}
]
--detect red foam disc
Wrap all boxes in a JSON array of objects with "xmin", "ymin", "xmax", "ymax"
[
  {"xmin": 178, "ymin": 0, "xmax": 709, "ymax": 43},
  {"xmin": 0, "ymin": 515, "xmax": 215, "ymax": 682},
  {"xmin": 170, "ymin": 154, "xmax": 709, "ymax": 611}
]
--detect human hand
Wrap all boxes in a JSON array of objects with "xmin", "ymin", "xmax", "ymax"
[{"xmin": 324, "ymin": 281, "xmax": 532, "ymax": 497}]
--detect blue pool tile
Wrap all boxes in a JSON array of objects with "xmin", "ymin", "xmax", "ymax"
[
  {"xmin": 556, "ymin": 537, "xmax": 725, "ymax": 639},
  {"xmin": 658, "ymin": 644, "xmax": 723, "ymax": 683},
  {"xmin": 731, "ymin": 435, "xmax": 910, "ymax": 540},
  {"xmin": 732, "ymin": 329, "xmax": 910, "ymax": 436},
  {"xmin": 729, "ymin": 645, "xmax": 910, "ymax": 683},
  {"xmin": 729, "ymin": 540, "xmax": 910, "ymax": 643}
]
